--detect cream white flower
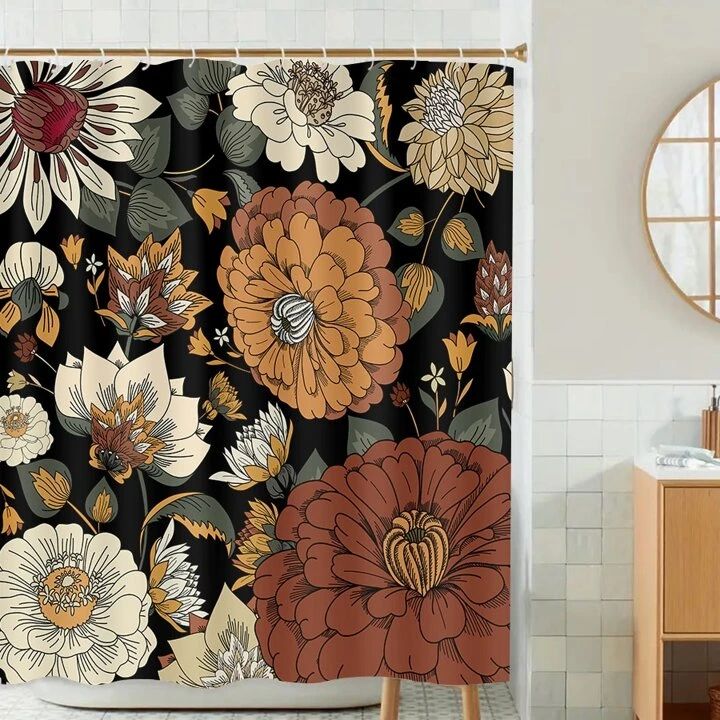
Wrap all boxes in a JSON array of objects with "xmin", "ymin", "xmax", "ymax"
[
  {"xmin": 0, "ymin": 394, "xmax": 52, "ymax": 466},
  {"xmin": 0, "ymin": 523, "xmax": 156, "ymax": 684},
  {"xmin": 158, "ymin": 584, "xmax": 272, "ymax": 687},
  {"xmin": 211, "ymin": 403, "xmax": 292, "ymax": 490},
  {"xmin": 0, "ymin": 61, "xmax": 160, "ymax": 231},
  {"xmin": 421, "ymin": 362, "xmax": 446, "ymax": 394},
  {"xmin": 228, "ymin": 60, "xmax": 375, "ymax": 183},
  {"xmin": 503, "ymin": 361, "xmax": 513, "ymax": 402},
  {"xmin": 54, "ymin": 343, "xmax": 211, "ymax": 484},
  {"xmin": 148, "ymin": 520, "xmax": 206, "ymax": 631},
  {"xmin": 0, "ymin": 242, "xmax": 64, "ymax": 345}
]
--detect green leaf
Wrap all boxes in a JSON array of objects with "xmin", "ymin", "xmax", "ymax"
[
  {"xmin": 441, "ymin": 213, "xmax": 484, "ymax": 261},
  {"xmin": 79, "ymin": 187, "xmax": 119, "ymax": 236},
  {"xmin": 418, "ymin": 387, "xmax": 436, "ymax": 414},
  {"xmin": 126, "ymin": 178, "xmax": 192, "ymax": 241},
  {"xmin": 388, "ymin": 207, "xmax": 424, "ymax": 246},
  {"xmin": 224, "ymin": 169, "xmax": 260, "ymax": 206},
  {"xmin": 127, "ymin": 117, "xmax": 171, "ymax": 178},
  {"xmin": 55, "ymin": 411, "xmax": 91, "ymax": 437},
  {"xmin": 85, "ymin": 477, "xmax": 118, "ymax": 523},
  {"xmin": 17, "ymin": 459, "xmax": 72, "ymax": 519},
  {"xmin": 168, "ymin": 87, "xmax": 210, "ymax": 130},
  {"xmin": 184, "ymin": 59, "xmax": 241, "ymax": 95},
  {"xmin": 448, "ymin": 397, "xmax": 503, "ymax": 451},
  {"xmin": 359, "ymin": 62, "xmax": 404, "ymax": 172},
  {"xmin": 395, "ymin": 264, "xmax": 445, "ymax": 339},
  {"xmin": 296, "ymin": 449, "xmax": 328, "ymax": 485},
  {"xmin": 12, "ymin": 279, "xmax": 43, "ymax": 319},
  {"xmin": 141, "ymin": 461, "xmax": 193, "ymax": 487},
  {"xmin": 141, "ymin": 492, "xmax": 236, "ymax": 556},
  {"xmin": 216, "ymin": 107, "xmax": 264, "ymax": 167},
  {"xmin": 347, "ymin": 416, "xmax": 394, "ymax": 455}
]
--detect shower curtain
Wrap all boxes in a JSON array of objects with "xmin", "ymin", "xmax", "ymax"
[{"xmin": 0, "ymin": 58, "xmax": 512, "ymax": 687}]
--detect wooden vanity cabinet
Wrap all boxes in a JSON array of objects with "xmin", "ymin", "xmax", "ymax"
[{"xmin": 634, "ymin": 467, "xmax": 720, "ymax": 720}]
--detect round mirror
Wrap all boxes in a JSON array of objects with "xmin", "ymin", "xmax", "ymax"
[{"xmin": 643, "ymin": 79, "xmax": 720, "ymax": 321}]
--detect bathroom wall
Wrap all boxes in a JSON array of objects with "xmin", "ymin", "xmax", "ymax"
[
  {"xmin": 0, "ymin": 2, "xmax": 534, "ymax": 717},
  {"xmin": 533, "ymin": 0, "xmax": 720, "ymax": 381},
  {"xmin": 530, "ymin": 1, "xmax": 720, "ymax": 717}
]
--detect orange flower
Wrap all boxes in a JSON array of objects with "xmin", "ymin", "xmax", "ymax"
[
  {"xmin": 218, "ymin": 182, "xmax": 411, "ymax": 419},
  {"xmin": 192, "ymin": 189, "xmax": 230, "ymax": 233},
  {"xmin": 104, "ymin": 229, "xmax": 210, "ymax": 342},
  {"xmin": 442, "ymin": 331, "xmax": 477, "ymax": 374},
  {"xmin": 397, "ymin": 212, "xmax": 424, "ymax": 237},
  {"xmin": 399, "ymin": 263, "xmax": 434, "ymax": 314},
  {"xmin": 188, "ymin": 328, "xmax": 212, "ymax": 356},
  {"xmin": 59, "ymin": 234, "xmax": 84, "ymax": 269},
  {"xmin": 1, "ymin": 505, "xmax": 23, "ymax": 535}
]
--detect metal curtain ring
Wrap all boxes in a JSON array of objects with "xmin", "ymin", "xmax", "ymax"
[
  {"xmin": 458, "ymin": 47, "xmax": 464, "ymax": 62},
  {"xmin": 369, "ymin": 46, "xmax": 375, "ymax": 70},
  {"xmin": 189, "ymin": 47, "xmax": 196, "ymax": 67},
  {"xmin": 52, "ymin": 47, "xmax": 59, "ymax": 69},
  {"xmin": 142, "ymin": 47, "xmax": 150, "ymax": 70},
  {"xmin": 411, "ymin": 47, "xmax": 417, "ymax": 70}
]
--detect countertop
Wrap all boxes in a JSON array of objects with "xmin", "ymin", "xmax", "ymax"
[{"xmin": 635, "ymin": 454, "xmax": 720, "ymax": 480}]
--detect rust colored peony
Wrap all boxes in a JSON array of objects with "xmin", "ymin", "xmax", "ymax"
[
  {"xmin": 253, "ymin": 433, "xmax": 510, "ymax": 684},
  {"xmin": 218, "ymin": 182, "xmax": 410, "ymax": 420}
]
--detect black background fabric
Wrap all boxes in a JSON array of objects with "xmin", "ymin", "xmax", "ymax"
[{"xmin": 0, "ymin": 59, "xmax": 512, "ymax": 682}]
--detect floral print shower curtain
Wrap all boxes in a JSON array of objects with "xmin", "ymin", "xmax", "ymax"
[{"xmin": 0, "ymin": 58, "xmax": 512, "ymax": 687}]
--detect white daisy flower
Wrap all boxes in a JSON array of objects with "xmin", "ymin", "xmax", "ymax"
[
  {"xmin": 85, "ymin": 253, "xmax": 103, "ymax": 276},
  {"xmin": 0, "ymin": 394, "xmax": 52, "ymax": 466},
  {"xmin": 0, "ymin": 523, "xmax": 156, "ymax": 684},
  {"xmin": 148, "ymin": 519, "xmax": 206, "ymax": 630},
  {"xmin": 0, "ymin": 61, "xmax": 160, "ymax": 231},
  {"xmin": 228, "ymin": 60, "xmax": 375, "ymax": 183},
  {"xmin": 210, "ymin": 403, "xmax": 292, "ymax": 489},
  {"xmin": 214, "ymin": 327, "xmax": 229, "ymax": 347}
]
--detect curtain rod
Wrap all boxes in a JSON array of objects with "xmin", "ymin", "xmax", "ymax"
[{"xmin": 0, "ymin": 44, "xmax": 528, "ymax": 63}]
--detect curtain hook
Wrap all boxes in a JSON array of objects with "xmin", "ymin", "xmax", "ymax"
[
  {"xmin": 321, "ymin": 46, "xmax": 327, "ymax": 64},
  {"xmin": 142, "ymin": 47, "xmax": 150, "ymax": 70},
  {"xmin": 234, "ymin": 47, "xmax": 240, "ymax": 64},
  {"xmin": 369, "ymin": 46, "xmax": 375, "ymax": 70},
  {"xmin": 502, "ymin": 46, "xmax": 509, "ymax": 72},
  {"xmin": 458, "ymin": 47, "xmax": 464, "ymax": 63},
  {"xmin": 99, "ymin": 47, "xmax": 106, "ymax": 62},
  {"xmin": 411, "ymin": 46, "xmax": 417, "ymax": 71},
  {"xmin": 280, "ymin": 47, "xmax": 286, "ymax": 65},
  {"xmin": 189, "ymin": 47, "xmax": 196, "ymax": 67},
  {"xmin": 52, "ymin": 47, "xmax": 59, "ymax": 70}
]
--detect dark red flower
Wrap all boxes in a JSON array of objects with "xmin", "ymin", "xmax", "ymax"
[
  {"xmin": 13, "ymin": 333, "xmax": 37, "ymax": 362},
  {"xmin": 390, "ymin": 382, "xmax": 411, "ymax": 407},
  {"xmin": 253, "ymin": 433, "xmax": 510, "ymax": 684}
]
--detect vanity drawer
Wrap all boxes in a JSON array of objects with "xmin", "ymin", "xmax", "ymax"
[{"xmin": 664, "ymin": 486, "xmax": 720, "ymax": 633}]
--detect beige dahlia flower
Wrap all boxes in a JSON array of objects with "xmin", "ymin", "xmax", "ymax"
[{"xmin": 399, "ymin": 63, "xmax": 513, "ymax": 195}]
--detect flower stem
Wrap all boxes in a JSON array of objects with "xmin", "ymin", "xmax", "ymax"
[
  {"xmin": 138, "ymin": 470, "xmax": 149, "ymax": 566},
  {"xmin": 211, "ymin": 353, "xmax": 251, "ymax": 374},
  {"xmin": 421, "ymin": 192, "xmax": 454, "ymax": 264},
  {"xmin": 35, "ymin": 354, "xmax": 56, "ymax": 374},
  {"xmin": 28, "ymin": 382, "xmax": 53, "ymax": 396},
  {"xmin": 434, "ymin": 389, "xmax": 440, "ymax": 431},
  {"xmin": 453, "ymin": 372, "xmax": 463, "ymax": 418},
  {"xmin": 164, "ymin": 155, "xmax": 215, "ymax": 176},
  {"xmin": 68, "ymin": 502, "xmax": 97, "ymax": 535},
  {"xmin": 360, "ymin": 172, "xmax": 410, "ymax": 207},
  {"xmin": 406, "ymin": 403, "xmax": 420, "ymax": 437}
]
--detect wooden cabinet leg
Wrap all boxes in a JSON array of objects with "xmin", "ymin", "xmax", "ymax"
[
  {"xmin": 380, "ymin": 678, "xmax": 401, "ymax": 720},
  {"xmin": 461, "ymin": 685, "xmax": 480, "ymax": 720}
]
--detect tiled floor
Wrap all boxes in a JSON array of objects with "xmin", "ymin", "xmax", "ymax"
[{"xmin": 0, "ymin": 682, "xmax": 519, "ymax": 720}]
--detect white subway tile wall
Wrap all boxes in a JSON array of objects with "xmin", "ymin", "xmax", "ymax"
[
  {"xmin": 1, "ymin": 0, "xmax": 507, "ymax": 48},
  {"xmin": 531, "ymin": 381, "xmax": 719, "ymax": 718}
]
